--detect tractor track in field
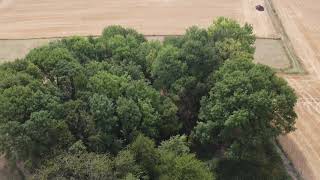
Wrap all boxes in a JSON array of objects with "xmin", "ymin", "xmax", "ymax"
[{"xmin": 267, "ymin": 0, "xmax": 320, "ymax": 179}]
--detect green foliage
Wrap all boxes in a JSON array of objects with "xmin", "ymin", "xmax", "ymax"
[
  {"xmin": 0, "ymin": 26, "xmax": 179, "ymax": 168},
  {"xmin": 212, "ymin": 143, "xmax": 291, "ymax": 180},
  {"xmin": 24, "ymin": 111, "xmax": 71, "ymax": 156},
  {"xmin": 129, "ymin": 134, "xmax": 160, "ymax": 178},
  {"xmin": 208, "ymin": 17, "xmax": 255, "ymax": 55},
  {"xmin": 0, "ymin": 17, "xmax": 296, "ymax": 179},
  {"xmin": 151, "ymin": 45, "xmax": 187, "ymax": 90},
  {"xmin": 102, "ymin": 25, "xmax": 146, "ymax": 44},
  {"xmin": 26, "ymin": 45, "xmax": 84, "ymax": 100},
  {"xmin": 157, "ymin": 135, "xmax": 214, "ymax": 180},
  {"xmin": 194, "ymin": 58, "xmax": 297, "ymax": 159},
  {"xmin": 33, "ymin": 152, "xmax": 115, "ymax": 179},
  {"xmin": 158, "ymin": 135, "xmax": 190, "ymax": 155},
  {"xmin": 0, "ymin": 70, "xmax": 69, "ymax": 164},
  {"xmin": 68, "ymin": 140, "xmax": 87, "ymax": 154},
  {"xmin": 88, "ymin": 71, "xmax": 129, "ymax": 97},
  {"xmin": 86, "ymin": 71, "xmax": 180, "ymax": 150},
  {"xmin": 59, "ymin": 36, "xmax": 96, "ymax": 64},
  {"xmin": 155, "ymin": 20, "xmax": 256, "ymax": 133},
  {"xmin": 34, "ymin": 135, "xmax": 214, "ymax": 180},
  {"xmin": 113, "ymin": 150, "xmax": 144, "ymax": 179},
  {"xmin": 158, "ymin": 153, "xmax": 214, "ymax": 180},
  {"xmin": 128, "ymin": 135, "xmax": 214, "ymax": 180}
]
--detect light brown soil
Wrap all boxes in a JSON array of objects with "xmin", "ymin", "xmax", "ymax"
[
  {"xmin": 270, "ymin": 0, "xmax": 320, "ymax": 179},
  {"xmin": 0, "ymin": 0, "xmax": 278, "ymax": 39}
]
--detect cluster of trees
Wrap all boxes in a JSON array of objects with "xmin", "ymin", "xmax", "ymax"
[
  {"xmin": 0, "ymin": 17, "xmax": 297, "ymax": 179},
  {"xmin": 34, "ymin": 135, "xmax": 213, "ymax": 180}
]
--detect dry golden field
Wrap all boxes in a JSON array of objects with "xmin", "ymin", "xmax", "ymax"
[
  {"xmin": 0, "ymin": 0, "xmax": 278, "ymax": 39},
  {"xmin": 271, "ymin": 0, "xmax": 320, "ymax": 179},
  {"xmin": 1, "ymin": 0, "xmax": 320, "ymax": 179}
]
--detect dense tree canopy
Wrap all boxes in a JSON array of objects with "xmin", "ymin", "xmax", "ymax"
[
  {"xmin": 34, "ymin": 135, "xmax": 213, "ymax": 180},
  {"xmin": 0, "ymin": 17, "xmax": 296, "ymax": 179},
  {"xmin": 193, "ymin": 58, "xmax": 297, "ymax": 159}
]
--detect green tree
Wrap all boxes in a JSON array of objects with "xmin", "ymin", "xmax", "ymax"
[
  {"xmin": 194, "ymin": 58, "xmax": 297, "ymax": 159},
  {"xmin": 0, "ymin": 19, "xmax": 295, "ymax": 179},
  {"xmin": 157, "ymin": 135, "xmax": 214, "ymax": 180},
  {"xmin": 138, "ymin": 40, "xmax": 162, "ymax": 78},
  {"xmin": 23, "ymin": 111, "xmax": 72, "ymax": 161},
  {"xmin": 89, "ymin": 94, "xmax": 117, "ymax": 133},
  {"xmin": 33, "ymin": 147, "xmax": 144, "ymax": 180},
  {"xmin": 102, "ymin": 25, "xmax": 146, "ymax": 44},
  {"xmin": 26, "ymin": 46, "xmax": 84, "ymax": 99},
  {"xmin": 62, "ymin": 100, "xmax": 94, "ymax": 143},
  {"xmin": 153, "ymin": 32, "xmax": 200, "ymax": 132},
  {"xmin": 87, "ymin": 71, "xmax": 179, "ymax": 145},
  {"xmin": 0, "ymin": 62, "xmax": 71, "ymax": 165},
  {"xmin": 113, "ymin": 150, "xmax": 144, "ymax": 179},
  {"xmin": 100, "ymin": 26, "xmax": 149, "ymax": 77},
  {"xmin": 59, "ymin": 36, "xmax": 96, "ymax": 64},
  {"xmin": 158, "ymin": 135, "xmax": 190, "ymax": 155},
  {"xmin": 151, "ymin": 45, "xmax": 187, "ymax": 90},
  {"xmin": 0, "ymin": 110, "xmax": 72, "ymax": 166},
  {"xmin": 0, "ymin": 85, "xmax": 34, "ymax": 122},
  {"xmin": 33, "ymin": 152, "xmax": 115, "ymax": 180},
  {"xmin": 128, "ymin": 134, "xmax": 215, "ymax": 180},
  {"xmin": 129, "ymin": 134, "xmax": 160, "ymax": 179},
  {"xmin": 208, "ymin": 17, "xmax": 255, "ymax": 55},
  {"xmin": 158, "ymin": 153, "xmax": 214, "ymax": 180}
]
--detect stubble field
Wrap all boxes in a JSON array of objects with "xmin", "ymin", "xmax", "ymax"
[
  {"xmin": 0, "ymin": 0, "xmax": 320, "ymax": 179},
  {"xmin": 271, "ymin": 0, "xmax": 320, "ymax": 179},
  {"xmin": 0, "ymin": 0, "xmax": 288, "ymax": 69},
  {"xmin": 0, "ymin": 0, "xmax": 278, "ymax": 39}
]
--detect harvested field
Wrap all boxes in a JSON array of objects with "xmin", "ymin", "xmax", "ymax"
[
  {"xmin": 0, "ymin": 0, "xmax": 278, "ymax": 39},
  {"xmin": 0, "ymin": 38, "xmax": 57, "ymax": 62},
  {"xmin": 254, "ymin": 39, "xmax": 290, "ymax": 70},
  {"xmin": 270, "ymin": 0, "xmax": 320, "ymax": 179},
  {"xmin": 278, "ymin": 75, "xmax": 320, "ymax": 180}
]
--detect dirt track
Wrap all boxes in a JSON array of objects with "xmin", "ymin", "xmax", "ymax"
[{"xmin": 271, "ymin": 0, "xmax": 320, "ymax": 179}]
